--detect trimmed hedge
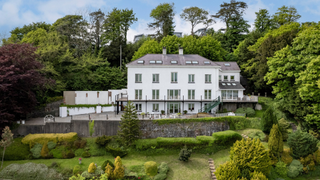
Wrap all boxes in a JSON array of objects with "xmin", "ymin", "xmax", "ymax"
[
  {"xmin": 196, "ymin": 136, "xmax": 215, "ymax": 146},
  {"xmin": 135, "ymin": 139, "xmax": 158, "ymax": 150},
  {"xmin": 156, "ymin": 137, "xmax": 202, "ymax": 147},
  {"xmin": 152, "ymin": 116, "xmax": 261, "ymax": 130},
  {"xmin": 212, "ymin": 130, "xmax": 242, "ymax": 145},
  {"xmin": 0, "ymin": 137, "xmax": 30, "ymax": 160},
  {"xmin": 22, "ymin": 132, "xmax": 78, "ymax": 147}
]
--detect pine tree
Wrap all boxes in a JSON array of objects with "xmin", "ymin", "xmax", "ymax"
[
  {"xmin": 261, "ymin": 107, "xmax": 278, "ymax": 134},
  {"xmin": 117, "ymin": 102, "xmax": 141, "ymax": 146},
  {"xmin": 268, "ymin": 124, "xmax": 283, "ymax": 159}
]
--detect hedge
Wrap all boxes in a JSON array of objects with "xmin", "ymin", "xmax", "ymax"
[
  {"xmin": 196, "ymin": 136, "xmax": 215, "ymax": 146},
  {"xmin": 135, "ymin": 139, "xmax": 158, "ymax": 150},
  {"xmin": 22, "ymin": 132, "xmax": 78, "ymax": 147},
  {"xmin": 156, "ymin": 137, "xmax": 203, "ymax": 147},
  {"xmin": 152, "ymin": 116, "xmax": 261, "ymax": 130},
  {"xmin": 212, "ymin": 130, "xmax": 242, "ymax": 145},
  {"xmin": 0, "ymin": 137, "xmax": 30, "ymax": 160}
]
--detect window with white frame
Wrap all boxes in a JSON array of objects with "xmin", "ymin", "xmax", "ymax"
[
  {"xmin": 205, "ymin": 74, "xmax": 211, "ymax": 83},
  {"xmin": 171, "ymin": 72, "xmax": 178, "ymax": 83},
  {"xmin": 188, "ymin": 90, "xmax": 195, "ymax": 100},
  {"xmin": 188, "ymin": 104, "xmax": 194, "ymax": 111},
  {"xmin": 153, "ymin": 74, "xmax": 159, "ymax": 83},
  {"xmin": 135, "ymin": 74, "xmax": 142, "ymax": 83},
  {"xmin": 188, "ymin": 74, "xmax": 195, "ymax": 83},
  {"xmin": 221, "ymin": 90, "xmax": 238, "ymax": 99},
  {"xmin": 135, "ymin": 104, "xmax": 142, "ymax": 111},
  {"xmin": 167, "ymin": 89, "xmax": 180, "ymax": 99},
  {"xmin": 152, "ymin": 89, "xmax": 159, "ymax": 100},
  {"xmin": 233, "ymin": 90, "xmax": 238, "ymax": 99},
  {"xmin": 153, "ymin": 104, "xmax": 159, "ymax": 112},
  {"xmin": 219, "ymin": 75, "xmax": 221, "ymax": 81},
  {"xmin": 224, "ymin": 75, "xmax": 228, "ymax": 81},
  {"xmin": 135, "ymin": 89, "xmax": 142, "ymax": 100},
  {"xmin": 204, "ymin": 89, "xmax": 212, "ymax": 99},
  {"xmin": 230, "ymin": 75, "xmax": 235, "ymax": 81}
]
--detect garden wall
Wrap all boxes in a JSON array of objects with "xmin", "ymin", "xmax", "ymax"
[{"xmin": 13, "ymin": 120, "xmax": 229, "ymax": 138}]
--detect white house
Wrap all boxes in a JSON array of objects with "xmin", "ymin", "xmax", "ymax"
[{"xmin": 115, "ymin": 47, "xmax": 255, "ymax": 114}]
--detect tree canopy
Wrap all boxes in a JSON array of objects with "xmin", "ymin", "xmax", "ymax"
[{"xmin": 180, "ymin": 7, "xmax": 208, "ymax": 36}]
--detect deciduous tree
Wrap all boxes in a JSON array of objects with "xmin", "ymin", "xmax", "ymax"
[
  {"xmin": 0, "ymin": 126, "xmax": 13, "ymax": 168},
  {"xmin": 180, "ymin": 7, "xmax": 208, "ymax": 36},
  {"xmin": 272, "ymin": 6, "xmax": 301, "ymax": 27},
  {"xmin": 254, "ymin": 9, "xmax": 275, "ymax": 33}
]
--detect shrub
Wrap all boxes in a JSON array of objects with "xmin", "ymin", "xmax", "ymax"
[
  {"xmin": 86, "ymin": 138, "xmax": 106, "ymax": 156},
  {"xmin": 235, "ymin": 108, "xmax": 245, "ymax": 114},
  {"xmin": 154, "ymin": 173, "xmax": 167, "ymax": 180},
  {"xmin": 299, "ymin": 154, "xmax": 316, "ymax": 173},
  {"xmin": 63, "ymin": 150, "xmax": 75, "ymax": 159},
  {"xmin": 95, "ymin": 135, "xmax": 112, "ymax": 147},
  {"xmin": 135, "ymin": 138, "xmax": 158, "ymax": 150},
  {"xmin": 102, "ymin": 160, "xmax": 114, "ymax": 171},
  {"xmin": 278, "ymin": 118, "xmax": 290, "ymax": 140},
  {"xmin": 47, "ymin": 141, "xmax": 56, "ymax": 150},
  {"xmin": 30, "ymin": 143, "xmax": 42, "ymax": 159},
  {"xmin": 268, "ymin": 124, "xmax": 283, "ymax": 158},
  {"xmin": 251, "ymin": 171, "xmax": 268, "ymax": 180},
  {"xmin": 281, "ymin": 149, "xmax": 293, "ymax": 165},
  {"xmin": 106, "ymin": 146, "xmax": 128, "ymax": 158},
  {"xmin": 21, "ymin": 132, "xmax": 78, "ymax": 147},
  {"xmin": 287, "ymin": 160, "xmax": 303, "ymax": 178},
  {"xmin": 309, "ymin": 129, "xmax": 320, "ymax": 139},
  {"xmin": 212, "ymin": 130, "xmax": 242, "ymax": 146},
  {"xmin": 156, "ymin": 137, "xmax": 202, "ymax": 147},
  {"xmin": 75, "ymin": 148, "xmax": 85, "ymax": 157},
  {"xmin": 113, "ymin": 156, "xmax": 125, "ymax": 179},
  {"xmin": 248, "ymin": 130, "xmax": 266, "ymax": 141},
  {"xmin": 40, "ymin": 142, "xmax": 49, "ymax": 158},
  {"xmin": 49, "ymin": 146, "xmax": 66, "ymax": 159},
  {"xmin": 158, "ymin": 162, "xmax": 169, "ymax": 174},
  {"xmin": 144, "ymin": 161, "xmax": 157, "ymax": 177},
  {"xmin": 215, "ymin": 161, "xmax": 241, "ymax": 180},
  {"xmin": 178, "ymin": 146, "xmax": 192, "ymax": 162},
  {"xmin": 230, "ymin": 138, "xmax": 271, "ymax": 176},
  {"xmin": 196, "ymin": 136, "xmax": 215, "ymax": 146},
  {"xmin": 89, "ymin": 120, "xmax": 95, "ymax": 137},
  {"xmin": 245, "ymin": 107, "xmax": 255, "ymax": 117},
  {"xmin": 287, "ymin": 130, "xmax": 319, "ymax": 158},
  {"xmin": 261, "ymin": 107, "xmax": 278, "ymax": 134},
  {"xmin": 105, "ymin": 163, "xmax": 114, "ymax": 179},
  {"xmin": 82, "ymin": 151, "xmax": 91, "ymax": 158},
  {"xmin": 73, "ymin": 165, "xmax": 82, "ymax": 175},
  {"xmin": 73, "ymin": 139, "xmax": 87, "ymax": 149},
  {"xmin": 314, "ymin": 149, "xmax": 320, "ymax": 164},
  {"xmin": 69, "ymin": 174, "xmax": 85, "ymax": 180},
  {"xmin": 275, "ymin": 161, "xmax": 287, "ymax": 177},
  {"xmin": 88, "ymin": 162, "xmax": 96, "ymax": 173},
  {"xmin": 0, "ymin": 137, "xmax": 30, "ymax": 160}
]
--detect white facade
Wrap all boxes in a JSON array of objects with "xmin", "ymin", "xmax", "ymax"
[
  {"xmin": 125, "ymin": 55, "xmax": 244, "ymax": 114},
  {"xmin": 74, "ymin": 90, "xmax": 127, "ymax": 105}
]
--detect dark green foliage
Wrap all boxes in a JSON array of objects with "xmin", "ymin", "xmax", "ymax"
[
  {"xmin": 10, "ymin": 21, "xmax": 51, "ymax": 40},
  {"xmin": 117, "ymin": 102, "xmax": 141, "ymax": 146},
  {"xmin": 30, "ymin": 143, "xmax": 42, "ymax": 159},
  {"xmin": 157, "ymin": 137, "xmax": 202, "ymax": 148},
  {"xmin": 106, "ymin": 146, "xmax": 128, "ymax": 158},
  {"xmin": 81, "ymin": 151, "xmax": 91, "ymax": 158},
  {"xmin": 261, "ymin": 107, "xmax": 278, "ymax": 134},
  {"xmin": 74, "ymin": 148, "xmax": 84, "ymax": 157},
  {"xmin": 212, "ymin": 130, "xmax": 242, "ymax": 146},
  {"xmin": 47, "ymin": 141, "xmax": 56, "ymax": 150},
  {"xmin": 235, "ymin": 107, "xmax": 255, "ymax": 117},
  {"xmin": 287, "ymin": 160, "xmax": 303, "ymax": 178},
  {"xmin": 73, "ymin": 165, "xmax": 81, "ymax": 175},
  {"xmin": 235, "ymin": 108, "xmax": 245, "ymax": 113},
  {"xmin": 278, "ymin": 118, "xmax": 290, "ymax": 140},
  {"xmin": 73, "ymin": 139, "xmax": 87, "ymax": 149},
  {"xmin": 86, "ymin": 138, "xmax": 106, "ymax": 156},
  {"xmin": 135, "ymin": 139, "xmax": 158, "ymax": 150},
  {"xmin": 248, "ymin": 130, "xmax": 266, "ymax": 141},
  {"xmin": 178, "ymin": 146, "xmax": 192, "ymax": 162},
  {"xmin": 275, "ymin": 161, "xmax": 287, "ymax": 177},
  {"xmin": 287, "ymin": 130, "xmax": 319, "ymax": 158},
  {"xmin": 102, "ymin": 160, "xmax": 115, "ymax": 171},
  {"xmin": 0, "ymin": 137, "xmax": 30, "ymax": 160},
  {"xmin": 95, "ymin": 135, "xmax": 112, "ymax": 147},
  {"xmin": 63, "ymin": 150, "xmax": 75, "ymax": 159},
  {"xmin": 49, "ymin": 146, "xmax": 66, "ymax": 159},
  {"xmin": 241, "ymin": 168, "xmax": 251, "ymax": 180}
]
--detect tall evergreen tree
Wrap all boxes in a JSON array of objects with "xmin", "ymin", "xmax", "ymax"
[
  {"xmin": 268, "ymin": 124, "xmax": 283, "ymax": 159},
  {"xmin": 261, "ymin": 107, "xmax": 278, "ymax": 134},
  {"xmin": 117, "ymin": 102, "xmax": 141, "ymax": 146}
]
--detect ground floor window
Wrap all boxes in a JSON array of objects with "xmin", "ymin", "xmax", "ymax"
[
  {"xmin": 167, "ymin": 102, "xmax": 180, "ymax": 113},
  {"xmin": 221, "ymin": 90, "xmax": 238, "ymax": 100},
  {"xmin": 135, "ymin": 104, "xmax": 142, "ymax": 111},
  {"xmin": 188, "ymin": 104, "xmax": 194, "ymax": 111},
  {"xmin": 153, "ymin": 104, "xmax": 159, "ymax": 112}
]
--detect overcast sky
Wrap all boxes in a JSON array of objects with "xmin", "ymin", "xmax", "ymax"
[{"xmin": 0, "ymin": 0, "xmax": 319, "ymax": 42}]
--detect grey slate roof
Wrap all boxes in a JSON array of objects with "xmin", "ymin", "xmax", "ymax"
[
  {"xmin": 219, "ymin": 81, "xmax": 245, "ymax": 90},
  {"xmin": 127, "ymin": 54, "xmax": 240, "ymax": 70}
]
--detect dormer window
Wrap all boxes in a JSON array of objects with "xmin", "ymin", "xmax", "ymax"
[
  {"xmin": 171, "ymin": 61, "xmax": 177, "ymax": 64},
  {"xmin": 150, "ymin": 61, "xmax": 155, "ymax": 64},
  {"xmin": 232, "ymin": 83, "xmax": 236, "ymax": 86},
  {"xmin": 186, "ymin": 61, "xmax": 192, "ymax": 64},
  {"xmin": 192, "ymin": 61, "xmax": 198, "ymax": 64},
  {"xmin": 137, "ymin": 60, "xmax": 144, "ymax": 64},
  {"xmin": 224, "ymin": 63, "xmax": 230, "ymax": 66},
  {"xmin": 204, "ymin": 61, "xmax": 211, "ymax": 65},
  {"xmin": 156, "ymin": 60, "xmax": 162, "ymax": 64}
]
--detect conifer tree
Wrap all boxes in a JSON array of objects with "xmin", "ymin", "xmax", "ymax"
[
  {"xmin": 113, "ymin": 156, "xmax": 125, "ymax": 179},
  {"xmin": 117, "ymin": 102, "xmax": 141, "ymax": 146},
  {"xmin": 261, "ymin": 107, "xmax": 278, "ymax": 134},
  {"xmin": 105, "ymin": 163, "xmax": 114, "ymax": 179},
  {"xmin": 268, "ymin": 124, "xmax": 283, "ymax": 159},
  {"xmin": 40, "ymin": 141, "xmax": 49, "ymax": 158}
]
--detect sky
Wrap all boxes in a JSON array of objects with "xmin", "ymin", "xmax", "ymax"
[{"xmin": 0, "ymin": 0, "xmax": 320, "ymax": 42}]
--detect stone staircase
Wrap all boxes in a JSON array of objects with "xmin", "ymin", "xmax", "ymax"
[{"xmin": 208, "ymin": 158, "xmax": 217, "ymax": 180}]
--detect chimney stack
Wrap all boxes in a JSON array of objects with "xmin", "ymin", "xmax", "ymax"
[
  {"xmin": 179, "ymin": 46, "xmax": 183, "ymax": 55},
  {"xmin": 162, "ymin": 46, "xmax": 166, "ymax": 55}
]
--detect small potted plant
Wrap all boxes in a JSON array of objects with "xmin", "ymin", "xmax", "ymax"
[
  {"xmin": 161, "ymin": 110, "xmax": 165, "ymax": 115},
  {"xmin": 141, "ymin": 112, "xmax": 145, "ymax": 119},
  {"xmin": 183, "ymin": 110, "xmax": 187, "ymax": 115},
  {"xmin": 79, "ymin": 158, "xmax": 82, "ymax": 164}
]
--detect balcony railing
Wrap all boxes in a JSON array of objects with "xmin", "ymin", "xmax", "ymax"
[{"xmin": 222, "ymin": 95, "xmax": 258, "ymax": 102}]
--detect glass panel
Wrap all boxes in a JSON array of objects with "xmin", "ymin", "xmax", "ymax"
[
  {"xmin": 139, "ymin": 90, "xmax": 142, "ymax": 100},
  {"xmin": 231, "ymin": 75, "xmax": 235, "ymax": 81},
  {"xmin": 192, "ymin": 90, "xmax": 195, "ymax": 99},
  {"xmin": 209, "ymin": 90, "xmax": 211, "ymax": 99},
  {"xmin": 227, "ymin": 90, "xmax": 232, "ymax": 99},
  {"xmin": 219, "ymin": 75, "xmax": 221, "ymax": 81},
  {"xmin": 222, "ymin": 90, "xmax": 226, "ymax": 99},
  {"xmin": 233, "ymin": 90, "xmax": 238, "ymax": 99},
  {"xmin": 224, "ymin": 75, "xmax": 228, "ymax": 81},
  {"xmin": 188, "ymin": 90, "xmax": 191, "ymax": 99}
]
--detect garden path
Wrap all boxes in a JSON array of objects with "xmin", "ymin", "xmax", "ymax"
[{"xmin": 208, "ymin": 158, "xmax": 217, "ymax": 180}]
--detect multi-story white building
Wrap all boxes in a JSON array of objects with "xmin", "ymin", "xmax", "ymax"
[{"xmin": 115, "ymin": 47, "xmax": 256, "ymax": 114}]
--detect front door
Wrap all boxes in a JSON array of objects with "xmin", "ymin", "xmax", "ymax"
[{"xmin": 168, "ymin": 102, "xmax": 180, "ymax": 113}]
